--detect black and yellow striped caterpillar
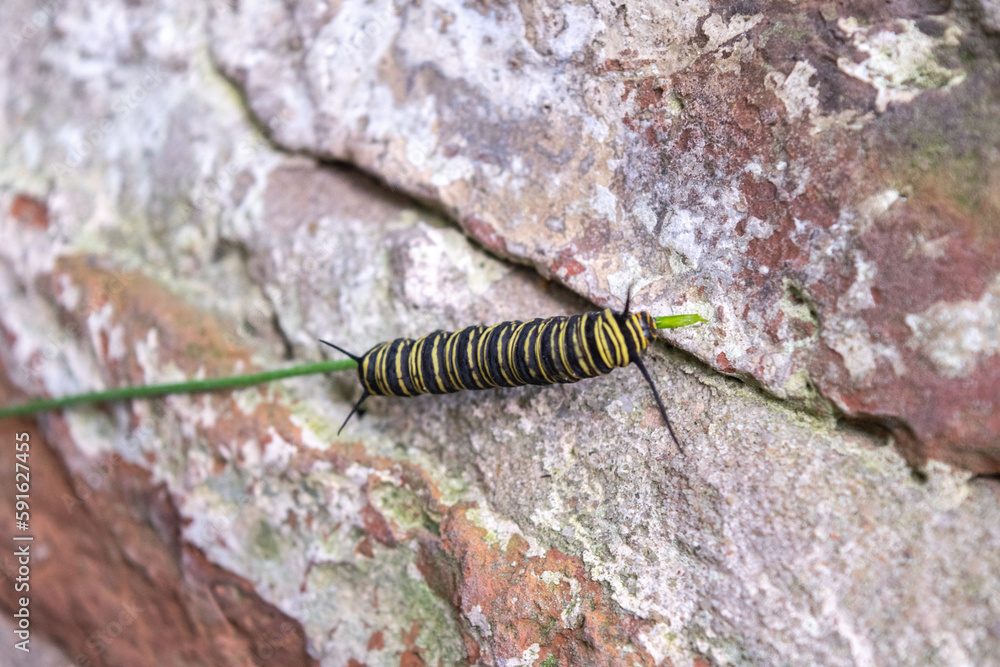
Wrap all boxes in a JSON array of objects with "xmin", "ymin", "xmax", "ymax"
[{"xmin": 322, "ymin": 295, "xmax": 690, "ymax": 449}]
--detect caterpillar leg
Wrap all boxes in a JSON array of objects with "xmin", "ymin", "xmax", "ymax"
[{"xmin": 633, "ymin": 357, "xmax": 683, "ymax": 452}]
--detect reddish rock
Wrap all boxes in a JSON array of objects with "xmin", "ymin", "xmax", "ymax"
[
  {"xmin": 417, "ymin": 510, "xmax": 657, "ymax": 667},
  {"xmin": 0, "ymin": 372, "xmax": 315, "ymax": 667},
  {"xmin": 10, "ymin": 194, "xmax": 48, "ymax": 229}
]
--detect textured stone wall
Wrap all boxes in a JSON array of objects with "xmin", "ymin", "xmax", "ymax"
[{"xmin": 1, "ymin": 1, "xmax": 998, "ymax": 666}]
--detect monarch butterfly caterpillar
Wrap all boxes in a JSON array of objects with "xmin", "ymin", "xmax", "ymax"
[{"xmin": 321, "ymin": 292, "xmax": 702, "ymax": 450}]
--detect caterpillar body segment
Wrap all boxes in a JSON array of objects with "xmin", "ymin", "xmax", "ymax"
[{"xmin": 321, "ymin": 307, "xmax": 682, "ymax": 449}]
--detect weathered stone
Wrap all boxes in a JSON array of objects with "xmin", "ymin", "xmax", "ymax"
[
  {"xmin": 211, "ymin": 0, "xmax": 1000, "ymax": 472},
  {"xmin": 0, "ymin": 376, "xmax": 316, "ymax": 667},
  {"xmin": 1, "ymin": 1, "xmax": 999, "ymax": 666}
]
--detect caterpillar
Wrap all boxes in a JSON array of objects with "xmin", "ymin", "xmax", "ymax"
[{"xmin": 321, "ymin": 293, "xmax": 685, "ymax": 449}]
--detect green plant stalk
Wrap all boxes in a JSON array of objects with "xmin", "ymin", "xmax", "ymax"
[
  {"xmin": 1, "ymin": 314, "xmax": 707, "ymax": 419},
  {"xmin": 0, "ymin": 358, "xmax": 358, "ymax": 419},
  {"xmin": 653, "ymin": 313, "xmax": 707, "ymax": 329}
]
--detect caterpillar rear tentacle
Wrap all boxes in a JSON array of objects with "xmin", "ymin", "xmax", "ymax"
[{"xmin": 321, "ymin": 305, "xmax": 685, "ymax": 450}]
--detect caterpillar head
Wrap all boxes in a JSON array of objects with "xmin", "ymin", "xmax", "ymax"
[
  {"xmin": 615, "ymin": 310, "xmax": 655, "ymax": 362},
  {"xmin": 636, "ymin": 311, "xmax": 655, "ymax": 340}
]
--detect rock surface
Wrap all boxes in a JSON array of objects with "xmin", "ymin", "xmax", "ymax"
[
  {"xmin": 212, "ymin": 0, "xmax": 1000, "ymax": 473},
  {"xmin": 1, "ymin": 1, "xmax": 998, "ymax": 666}
]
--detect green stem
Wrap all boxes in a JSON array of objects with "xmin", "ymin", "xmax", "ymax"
[
  {"xmin": 1, "ymin": 312, "xmax": 707, "ymax": 419},
  {"xmin": 653, "ymin": 314, "xmax": 707, "ymax": 329},
  {"xmin": 0, "ymin": 358, "xmax": 358, "ymax": 419}
]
